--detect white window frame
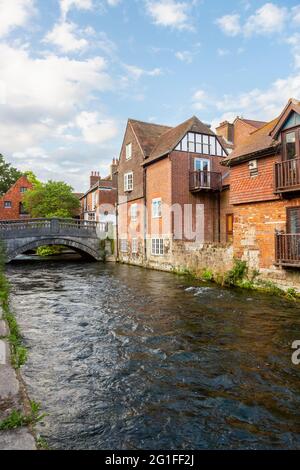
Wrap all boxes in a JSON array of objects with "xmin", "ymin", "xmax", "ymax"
[
  {"xmin": 130, "ymin": 203, "xmax": 138, "ymax": 222},
  {"xmin": 132, "ymin": 238, "xmax": 138, "ymax": 254},
  {"xmin": 126, "ymin": 143, "xmax": 132, "ymax": 160},
  {"xmin": 124, "ymin": 172, "xmax": 133, "ymax": 192},
  {"xmin": 152, "ymin": 198, "xmax": 162, "ymax": 219},
  {"xmin": 120, "ymin": 239, "xmax": 128, "ymax": 253},
  {"xmin": 151, "ymin": 238, "xmax": 164, "ymax": 256}
]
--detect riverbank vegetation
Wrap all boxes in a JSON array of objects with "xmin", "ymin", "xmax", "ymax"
[
  {"xmin": 0, "ymin": 243, "xmax": 27, "ymax": 368},
  {"xmin": 173, "ymin": 259, "xmax": 299, "ymax": 301},
  {"xmin": 0, "ymin": 401, "xmax": 45, "ymax": 431}
]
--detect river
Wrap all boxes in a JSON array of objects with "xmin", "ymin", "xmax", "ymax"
[{"xmin": 6, "ymin": 259, "xmax": 300, "ymax": 450}]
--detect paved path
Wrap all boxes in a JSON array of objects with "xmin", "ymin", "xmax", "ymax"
[{"xmin": 0, "ymin": 305, "xmax": 36, "ymax": 450}]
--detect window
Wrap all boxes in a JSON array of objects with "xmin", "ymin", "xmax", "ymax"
[
  {"xmin": 124, "ymin": 172, "xmax": 133, "ymax": 192},
  {"xmin": 20, "ymin": 187, "xmax": 27, "ymax": 193},
  {"xmin": 287, "ymin": 207, "xmax": 300, "ymax": 233},
  {"xmin": 151, "ymin": 238, "xmax": 164, "ymax": 256},
  {"xmin": 92, "ymin": 191, "xmax": 97, "ymax": 210},
  {"xmin": 175, "ymin": 132, "xmax": 227, "ymax": 157},
  {"xmin": 120, "ymin": 239, "xmax": 128, "ymax": 253},
  {"xmin": 132, "ymin": 239, "xmax": 138, "ymax": 254},
  {"xmin": 152, "ymin": 198, "xmax": 162, "ymax": 218},
  {"xmin": 285, "ymin": 131, "xmax": 297, "ymax": 160},
  {"xmin": 126, "ymin": 143, "xmax": 132, "ymax": 160},
  {"xmin": 226, "ymin": 214, "xmax": 234, "ymax": 243},
  {"xmin": 131, "ymin": 203, "xmax": 138, "ymax": 222},
  {"xmin": 4, "ymin": 201, "xmax": 12, "ymax": 208}
]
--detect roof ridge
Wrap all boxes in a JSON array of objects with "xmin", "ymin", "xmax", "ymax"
[{"xmin": 128, "ymin": 118, "xmax": 172, "ymax": 129}]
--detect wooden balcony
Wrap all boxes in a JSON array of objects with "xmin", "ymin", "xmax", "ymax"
[
  {"xmin": 189, "ymin": 170, "xmax": 222, "ymax": 193},
  {"xmin": 274, "ymin": 158, "xmax": 300, "ymax": 193},
  {"xmin": 275, "ymin": 232, "xmax": 300, "ymax": 267}
]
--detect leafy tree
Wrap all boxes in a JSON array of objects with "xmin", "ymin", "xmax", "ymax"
[
  {"xmin": 23, "ymin": 180, "xmax": 80, "ymax": 219},
  {"xmin": 0, "ymin": 154, "xmax": 22, "ymax": 196}
]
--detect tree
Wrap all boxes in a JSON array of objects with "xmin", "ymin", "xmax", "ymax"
[
  {"xmin": 23, "ymin": 180, "xmax": 80, "ymax": 219},
  {"xmin": 0, "ymin": 154, "xmax": 22, "ymax": 196}
]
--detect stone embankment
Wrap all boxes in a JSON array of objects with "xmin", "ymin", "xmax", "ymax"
[{"xmin": 0, "ymin": 305, "xmax": 36, "ymax": 450}]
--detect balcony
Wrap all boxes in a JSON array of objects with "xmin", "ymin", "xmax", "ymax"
[
  {"xmin": 189, "ymin": 170, "xmax": 222, "ymax": 193},
  {"xmin": 275, "ymin": 232, "xmax": 300, "ymax": 268},
  {"xmin": 274, "ymin": 158, "xmax": 300, "ymax": 193}
]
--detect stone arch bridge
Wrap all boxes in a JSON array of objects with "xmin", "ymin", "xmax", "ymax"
[{"xmin": 0, "ymin": 218, "xmax": 111, "ymax": 263}]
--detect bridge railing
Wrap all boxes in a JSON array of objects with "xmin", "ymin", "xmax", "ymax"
[{"xmin": 0, "ymin": 218, "xmax": 104, "ymax": 239}]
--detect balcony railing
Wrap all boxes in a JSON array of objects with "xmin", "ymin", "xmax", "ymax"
[
  {"xmin": 274, "ymin": 158, "xmax": 300, "ymax": 193},
  {"xmin": 275, "ymin": 232, "xmax": 300, "ymax": 267},
  {"xmin": 189, "ymin": 170, "xmax": 222, "ymax": 192}
]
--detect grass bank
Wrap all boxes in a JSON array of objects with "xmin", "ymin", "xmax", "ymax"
[{"xmin": 173, "ymin": 258, "xmax": 300, "ymax": 301}]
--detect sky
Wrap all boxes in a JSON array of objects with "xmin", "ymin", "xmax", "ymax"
[{"xmin": 1, "ymin": 0, "xmax": 300, "ymax": 191}]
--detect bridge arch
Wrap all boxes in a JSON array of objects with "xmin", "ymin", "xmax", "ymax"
[{"xmin": 7, "ymin": 238, "xmax": 102, "ymax": 263}]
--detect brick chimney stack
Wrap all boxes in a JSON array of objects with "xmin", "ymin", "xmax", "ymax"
[
  {"xmin": 90, "ymin": 171, "xmax": 100, "ymax": 188},
  {"xmin": 110, "ymin": 158, "xmax": 118, "ymax": 187},
  {"xmin": 216, "ymin": 120, "xmax": 234, "ymax": 144}
]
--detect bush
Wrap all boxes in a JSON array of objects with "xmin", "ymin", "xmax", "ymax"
[
  {"xmin": 36, "ymin": 245, "xmax": 64, "ymax": 257},
  {"xmin": 202, "ymin": 269, "xmax": 214, "ymax": 282},
  {"xmin": 224, "ymin": 259, "xmax": 248, "ymax": 286}
]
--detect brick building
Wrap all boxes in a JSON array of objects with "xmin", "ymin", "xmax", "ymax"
[
  {"xmin": 80, "ymin": 159, "xmax": 118, "ymax": 225},
  {"xmin": 0, "ymin": 175, "xmax": 32, "ymax": 221},
  {"xmin": 117, "ymin": 116, "xmax": 233, "ymax": 269},
  {"xmin": 223, "ymin": 98, "xmax": 300, "ymax": 288}
]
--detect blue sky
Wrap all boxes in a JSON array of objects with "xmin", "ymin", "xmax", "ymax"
[{"xmin": 1, "ymin": 0, "xmax": 300, "ymax": 191}]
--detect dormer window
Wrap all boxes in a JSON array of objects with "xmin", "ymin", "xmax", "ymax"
[
  {"xmin": 126, "ymin": 143, "xmax": 132, "ymax": 160},
  {"xmin": 283, "ymin": 129, "xmax": 300, "ymax": 160},
  {"xmin": 175, "ymin": 132, "xmax": 227, "ymax": 157}
]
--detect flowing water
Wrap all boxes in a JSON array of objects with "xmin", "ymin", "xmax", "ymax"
[{"xmin": 5, "ymin": 259, "xmax": 300, "ymax": 449}]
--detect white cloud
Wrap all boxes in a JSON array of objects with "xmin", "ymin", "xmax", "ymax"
[
  {"xmin": 0, "ymin": 0, "xmax": 36, "ymax": 37},
  {"xmin": 175, "ymin": 50, "xmax": 193, "ymax": 63},
  {"xmin": 192, "ymin": 89, "xmax": 207, "ymax": 110},
  {"xmin": 216, "ymin": 14, "xmax": 241, "ymax": 36},
  {"xmin": 292, "ymin": 5, "xmax": 300, "ymax": 25},
  {"xmin": 60, "ymin": 0, "xmax": 93, "ymax": 20},
  {"xmin": 0, "ymin": 43, "xmax": 112, "ymax": 153},
  {"xmin": 106, "ymin": 0, "xmax": 121, "ymax": 6},
  {"xmin": 124, "ymin": 64, "xmax": 162, "ymax": 80},
  {"xmin": 44, "ymin": 21, "xmax": 88, "ymax": 53},
  {"xmin": 214, "ymin": 73, "xmax": 300, "ymax": 124},
  {"xmin": 217, "ymin": 48, "xmax": 230, "ymax": 57},
  {"xmin": 217, "ymin": 3, "xmax": 288, "ymax": 37},
  {"xmin": 244, "ymin": 3, "xmax": 287, "ymax": 36},
  {"xmin": 75, "ymin": 112, "xmax": 118, "ymax": 144},
  {"xmin": 146, "ymin": 0, "xmax": 191, "ymax": 30}
]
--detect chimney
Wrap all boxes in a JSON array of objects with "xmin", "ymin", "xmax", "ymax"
[
  {"xmin": 216, "ymin": 120, "xmax": 234, "ymax": 144},
  {"xmin": 90, "ymin": 171, "xmax": 100, "ymax": 188},
  {"xmin": 110, "ymin": 158, "xmax": 118, "ymax": 187}
]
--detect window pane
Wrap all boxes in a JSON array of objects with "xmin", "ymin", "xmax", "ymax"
[
  {"xmin": 196, "ymin": 133, "xmax": 201, "ymax": 144},
  {"xmin": 286, "ymin": 132, "xmax": 296, "ymax": 160},
  {"xmin": 181, "ymin": 135, "xmax": 188, "ymax": 151},
  {"xmin": 196, "ymin": 143, "xmax": 202, "ymax": 154},
  {"xmin": 209, "ymin": 136, "xmax": 216, "ymax": 155},
  {"xmin": 202, "ymin": 135, "xmax": 209, "ymax": 145}
]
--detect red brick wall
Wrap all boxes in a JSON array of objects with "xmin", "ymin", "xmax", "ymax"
[
  {"xmin": 146, "ymin": 157, "xmax": 172, "ymax": 236},
  {"xmin": 230, "ymin": 154, "xmax": 280, "ymax": 205},
  {"xmin": 0, "ymin": 176, "xmax": 32, "ymax": 220},
  {"xmin": 118, "ymin": 123, "xmax": 145, "ymax": 203},
  {"xmin": 170, "ymin": 151, "xmax": 226, "ymax": 242},
  {"xmin": 233, "ymin": 198, "xmax": 300, "ymax": 268}
]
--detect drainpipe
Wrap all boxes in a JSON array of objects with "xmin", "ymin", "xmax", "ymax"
[
  {"xmin": 144, "ymin": 167, "xmax": 147, "ymax": 261},
  {"xmin": 115, "ymin": 201, "xmax": 119, "ymax": 260},
  {"xmin": 217, "ymin": 191, "xmax": 221, "ymax": 243}
]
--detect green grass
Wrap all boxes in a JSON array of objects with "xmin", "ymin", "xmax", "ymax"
[{"xmin": 0, "ymin": 401, "xmax": 46, "ymax": 431}]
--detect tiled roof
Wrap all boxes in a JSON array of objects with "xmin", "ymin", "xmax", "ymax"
[
  {"xmin": 223, "ymin": 117, "xmax": 280, "ymax": 165},
  {"xmin": 144, "ymin": 116, "xmax": 215, "ymax": 165},
  {"xmin": 239, "ymin": 118, "xmax": 267, "ymax": 129},
  {"xmin": 129, "ymin": 119, "xmax": 171, "ymax": 157}
]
